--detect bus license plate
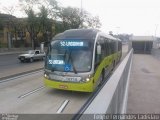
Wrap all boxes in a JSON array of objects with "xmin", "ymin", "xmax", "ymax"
[{"xmin": 59, "ymin": 85, "xmax": 68, "ymax": 89}]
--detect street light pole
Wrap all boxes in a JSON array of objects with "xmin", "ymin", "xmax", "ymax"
[
  {"xmin": 80, "ymin": 0, "xmax": 83, "ymax": 28},
  {"xmin": 81, "ymin": 0, "xmax": 82, "ymax": 13},
  {"xmin": 154, "ymin": 24, "xmax": 158, "ymax": 48},
  {"xmin": 155, "ymin": 24, "xmax": 158, "ymax": 38}
]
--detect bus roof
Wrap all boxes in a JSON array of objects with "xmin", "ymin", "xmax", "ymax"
[
  {"xmin": 53, "ymin": 29, "xmax": 120, "ymax": 41},
  {"xmin": 98, "ymin": 32, "xmax": 120, "ymax": 41},
  {"xmin": 53, "ymin": 29, "xmax": 99, "ymax": 40}
]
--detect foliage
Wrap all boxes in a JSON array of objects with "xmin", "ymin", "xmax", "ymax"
[
  {"xmin": 25, "ymin": 8, "xmax": 40, "ymax": 49},
  {"xmin": 0, "ymin": 0, "xmax": 102, "ymax": 48},
  {"xmin": 58, "ymin": 7, "xmax": 82, "ymax": 30},
  {"xmin": 83, "ymin": 14, "xmax": 101, "ymax": 29},
  {"xmin": 115, "ymin": 34, "xmax": 132, "ymax": 41}
]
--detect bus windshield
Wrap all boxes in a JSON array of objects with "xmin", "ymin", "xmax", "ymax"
[{"xmin": 45, "ymin": 39, "xmax": 93, "ymax": 73}]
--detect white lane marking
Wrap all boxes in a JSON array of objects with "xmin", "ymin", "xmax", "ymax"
[
  {"xmin": 57, "ymin": 100, "xmax": 69, "ymax": 113},
  {"xmin": 0, "ymin": 70, "xmax": 43, "ymax": 83},
  {"xmin": 18, "ymin": 86, "xmax": 45, "ymax": 98}
]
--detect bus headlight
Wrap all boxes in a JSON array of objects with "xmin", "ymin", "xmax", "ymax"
[
  {"xmin": 44, "ymin": 73, "xmax": 49, "ymax": 79},
  {"xmin": 81, "ymin": 77, "xmax": 91, "ymax": 82},
  {"xmin": 85, "ymin": 78, "xmax": 90, "ymax": 82},
  {"xmin": 81, "ymin": 74, "xmax": 93, "ymax": 82}
]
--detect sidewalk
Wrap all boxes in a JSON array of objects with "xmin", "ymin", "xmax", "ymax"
[{"xmin": 127, "ymin": 54, "xmax": 160, "ymax": 113}]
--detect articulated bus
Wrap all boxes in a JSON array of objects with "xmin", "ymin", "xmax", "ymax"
[{"xmin": 44, "ymin": 29, "xmax": 122, "ymax": 92}]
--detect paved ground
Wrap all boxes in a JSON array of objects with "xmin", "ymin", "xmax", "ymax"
[
  {"xmin": 127, "ymin": 54, "xmax": 160, "ymax": 113},
  {"xmin": 0, "ymin": 71, "xmax": 90, "ymax": 114},
  {"xmin": 0, "ymin": 53, "xmax": 43, "ymax": 79},
  {"xmin": 152, "ymin": 48, "xmax": 160, "ymax": 60}
]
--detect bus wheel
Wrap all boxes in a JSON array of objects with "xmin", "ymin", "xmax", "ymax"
[
  {"xmin": 112, "ymin": 61, "xmax": 116, "ymax": 71},
  {"xmin": 98, "ymin": 73, "xmax": 104, "ymax": 87}
]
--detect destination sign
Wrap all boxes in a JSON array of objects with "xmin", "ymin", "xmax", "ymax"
[
  {"xmin": 60, "ymin": 41, "xmax": 84, "ymax": 47},
  {"xmin": 48, "ymin": 60, "xmax": 64, "ymax": 65},
  {"xmin": 59, "ymin": 40, "xmax": 88, "ymax": 48}
]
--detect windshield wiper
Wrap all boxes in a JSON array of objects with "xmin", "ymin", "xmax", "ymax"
[
  {"xmin": 63, "ymin": 50, "xmax": 67, "ymax": 61},
  {"xmin": 67, "ymin": 51, "xmax": 77, "ymax": 74}
]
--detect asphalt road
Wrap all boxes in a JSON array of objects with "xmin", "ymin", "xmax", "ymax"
[
  {"xmin": 0, "ymin": 70, "xmax": 90, "ymax": 114},
  {"xmin": 0, "ymin": 53, "xmax": 43, "ymax": 79}
]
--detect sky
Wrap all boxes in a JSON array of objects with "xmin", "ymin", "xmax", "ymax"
[{"xmin": 1, "ymin": 0, "xmax": 160, "ymax": 36}]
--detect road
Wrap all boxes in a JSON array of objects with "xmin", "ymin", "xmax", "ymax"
[
  {"xmin": 0, "ymin": 70, "xmax": 90, "ymax": 114},
  {"xmin": 0, "ymin": 53, "xmax": 43, "ymax": 79},
  {"xmin": 0, "ymin": 44, "xmax": 128, "ymax": 115}
]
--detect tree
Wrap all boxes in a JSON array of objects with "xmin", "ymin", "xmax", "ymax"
[
  {"xmin": 109, "ymin": 31, "xmax": 113, "ymax": 36},
  {"xmin": 1, "ymin": 6, "xmax": 19, "ymax": 48},
  {"xmin": 84, "ymin": 15, "xmax": 101, "ymax": 29},
  {"xmin": 19, "ymin": 0, "xmax": 57, "ymax": 40},
  {"xmin": 58, "ymin": 7, "xmax": 102, "ymax": 30},
  {"xmin": 19, "ymin": 0, "xmax": 102, "ymax": 43},
  {"xmin": 38, "ymin": 6, "xmax": 53, "ymax": 42},
  {"xmin": 58, "ymin": 7, "xmax": 81, "ymax": 30},
  {"xmin": 25, "ymin": 8, "xmax": 40, "ymax": 49}
]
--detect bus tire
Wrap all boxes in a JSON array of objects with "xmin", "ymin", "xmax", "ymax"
[
  {"xmin": 98, "ymin": 70, "xmax": 104, "ymax": 87},
  {"xmin": 112, "ymin": 61, "xmax": 116, "ymax": 71}
]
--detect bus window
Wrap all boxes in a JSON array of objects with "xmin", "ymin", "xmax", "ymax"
[
  {"xmin": 110, "ymin": 40, "xmax": 117, "ymax": 54},
  {"xmin": 104, "ymin": 38, "xmax": 111, "ymax": 56},
  {"xmin": 98, "ymin": 36, "xmax": 106, "ymax": 59},
  {"xmin": 118, "ymin": 41, "xmax": 122, "ymax": 51},
  {"xmin": 95, "ymin": 43, "xmax": 102, "ymax": 66},
  {"xmin": 95, "ymin": 36, "xmax": 106, "ymax": 67}
]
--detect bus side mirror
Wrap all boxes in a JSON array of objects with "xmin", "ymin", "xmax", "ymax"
[{"xmin": 97, "ymin": 45, "xmax": 101, "ymax": 55}]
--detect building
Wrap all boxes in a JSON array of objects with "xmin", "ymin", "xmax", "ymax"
[
  {"xmin": 129, "ymin": 36, "xmax": 154, "ymax": 54},
  {"xmin": 0, "ymin": 13, "xmax": 33, "ymax": 48}
]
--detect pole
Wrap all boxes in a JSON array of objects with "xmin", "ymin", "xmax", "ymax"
[
  {"xmin": 80, "ymin": 0, "xmax": 83, "ymax": 28},
  {"xmin": 154, "ymin": 24, "xmax": 158, "ymax": 48}
]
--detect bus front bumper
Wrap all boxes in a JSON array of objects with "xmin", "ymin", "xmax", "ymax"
[{"xmin": 44, "ymin": 78, "xmax": 94, "ymax": 92}]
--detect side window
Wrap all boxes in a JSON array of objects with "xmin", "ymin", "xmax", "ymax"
[
  {"xmin": 105, "ymin": 38, "xmax": 111, "ymax": 56},
  {"xmin": 118, "ymin": 41, "xmax": 122, "ymax": 51},
  {"xmin": 95, "ymin": 43, "xmax": 101, "ymax": 66},
  {"xmin": 99, "ymin": 36, "xmax": 106, "ymax": 59},
  {"xmin": 110, "ymin": 40, "xmax": 114, "ymax": 54},
  {"xmin": 95, "ymin": 36, "xmax": 106, "ymax": 66},
  {"xmin": 110, "ymin": 40, "xmax": 117, "ymax": 54},
  {"xmin": 35, "ymin": 51, "xmax": 39, "ymax": 54}
]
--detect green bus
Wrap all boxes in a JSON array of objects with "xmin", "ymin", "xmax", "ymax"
[{"xmin": 44, "ymin": 29, "xmax": 122, "ymax": 92}]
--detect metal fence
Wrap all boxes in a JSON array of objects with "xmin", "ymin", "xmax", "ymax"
[{"xmin": 79, "ymin": 49, "xmax": 133, "ymax": 120}]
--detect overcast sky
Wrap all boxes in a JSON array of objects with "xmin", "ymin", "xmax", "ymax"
[{"xmin": 1, "ymin": 0, "xmax": 160, "ymax": 36}]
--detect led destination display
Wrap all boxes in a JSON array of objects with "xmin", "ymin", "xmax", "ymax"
[{"xmin": 59, "ymin": 40, "xmax": 89, "ymax": 48}]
